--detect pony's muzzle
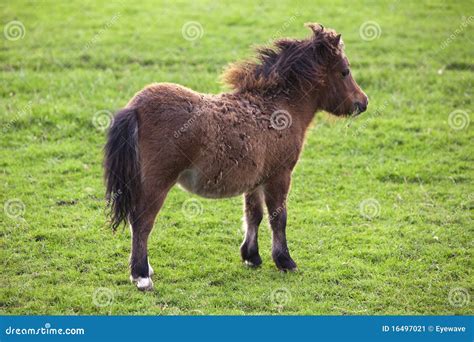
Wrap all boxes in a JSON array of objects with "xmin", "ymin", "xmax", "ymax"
[
  {"xmin": 353, "ymin": 97, "xmax": 368, "ymax": 115},
  {"xmin": 355, "ymin": 101, "xmax": 367, "ymax": 113}
]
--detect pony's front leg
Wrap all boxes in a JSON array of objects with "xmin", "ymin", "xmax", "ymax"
[
  {"xmin": 240, "ymin": 188, "xmax": 264, "ymax": 267},
  {"xmin": 263, "ymin": 173, "xmax": 297, "ymax": 271}
]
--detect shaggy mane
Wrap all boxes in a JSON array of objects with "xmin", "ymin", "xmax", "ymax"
[{"xmin": 222, "ymin": 23, "xmax": 343, "ymax": 94}]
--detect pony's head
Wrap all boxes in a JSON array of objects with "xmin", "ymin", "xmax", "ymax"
[
  {"xmin": 222, "ymin": 23, "xmax": 368, "ymax": 117},
  {"xmin": 305, "ymin": 23, "xmax": 368, "ymax": 116}
]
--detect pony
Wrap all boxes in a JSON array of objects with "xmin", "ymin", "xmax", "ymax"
[{"xmin": 104, "ymin": 23, "xmax": 368, "ymax": 290}]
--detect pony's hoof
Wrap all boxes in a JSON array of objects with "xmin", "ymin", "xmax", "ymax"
[
  {"xmin": 131, "ymin": 276, "xmax": 154, "ymax": 291},
  {"xmin": 240, "ymin": 244, "xmax": 262, "ymax": 267},
  {"xmin": 274, "ymin": 254, "xmax": 297, "ymax": 272},
  {"xmin": 244, "ymin": 259, "xmax": 261, "ymax": 267},
  {"xmin": 243, "ymin": 254, "xmax": 262, "ymax": 267},
  {"xmin": 136, "ymin": 277, "xmax": 154, "ymax": 291}
]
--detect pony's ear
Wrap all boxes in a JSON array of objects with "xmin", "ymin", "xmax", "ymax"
[
  {"xmin": 305, "ymin": 22, "xmax": 324, "ymax": 36},
  {"xmin": 334, "ymin": 34, "xmax": 342, "ymax": 46}
]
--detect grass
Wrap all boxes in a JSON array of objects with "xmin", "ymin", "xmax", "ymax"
[{"xmin": 1, "ymin": 0, "xmax": 472, "ymax": 315}]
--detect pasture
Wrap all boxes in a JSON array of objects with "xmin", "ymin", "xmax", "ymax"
[{"xmin": 1, "ymin": 0, "xmax": 472, "ymax": 314}]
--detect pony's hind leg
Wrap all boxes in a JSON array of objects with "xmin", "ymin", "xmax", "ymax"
[
  {"xmin": 129, "ymin": 183, "xmax": 171, "ymax": 291},
  {"xmin": 240, "ymin": 188, "xmax": 264, "ymax": 267}
]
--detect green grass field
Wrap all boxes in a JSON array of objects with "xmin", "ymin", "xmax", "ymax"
[{"xmin": 1, "ymin": 0, "xmax": 472, "ymax": 315}]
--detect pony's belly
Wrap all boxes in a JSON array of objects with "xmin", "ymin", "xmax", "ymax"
[{"xmin": 177, "ymin": 168, "xmax": 252, "ymax": 198}]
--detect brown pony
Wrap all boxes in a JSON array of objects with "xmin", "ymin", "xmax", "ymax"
[{"xmin": 104, "ymin": 23, "xmax": 368, "ymax": 290}]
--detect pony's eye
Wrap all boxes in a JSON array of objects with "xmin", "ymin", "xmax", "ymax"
[{"xmin": 341, "ymin": 69, "xmax": 350, "ymax": 78}]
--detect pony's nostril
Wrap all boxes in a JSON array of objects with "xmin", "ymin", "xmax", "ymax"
[{"xmin": 355, "ymin": 102, "xmax": 367, "ymax": 113}]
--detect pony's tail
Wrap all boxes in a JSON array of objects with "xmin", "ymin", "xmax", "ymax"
[{"xmin": 104, "ymin": 107, "xmax": 141, "ymax": 231}]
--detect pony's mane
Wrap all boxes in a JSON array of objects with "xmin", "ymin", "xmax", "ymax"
[{"xmin": 222, "ymin": 23, "xmax": 343, "ymax": 94}]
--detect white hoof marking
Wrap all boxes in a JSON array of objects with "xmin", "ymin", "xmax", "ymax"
[{"xmin": 132, "ymin": 277, "xmax": 153, "ymax": 291}]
